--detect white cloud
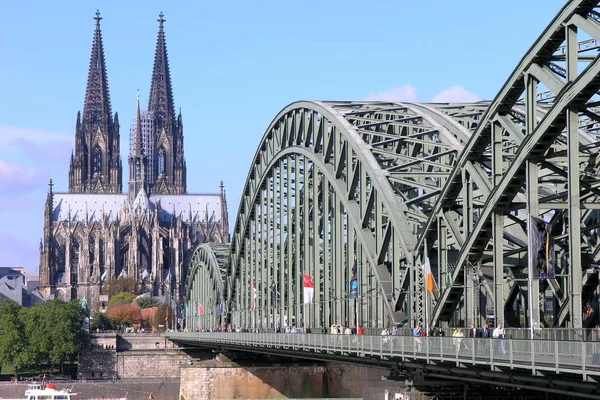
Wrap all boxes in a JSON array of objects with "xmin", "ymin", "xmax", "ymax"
[
  {"xmin": 431, "ymin": 85, "xmax": 480, "ymax": 103},
  {"xmin": 0, "ymin": 160, "xmax": 43, "ymax": 194},
  {"xmin": 364, "ymin": 85, "xmax": 419, "ymax": 103},
  {"xmin": 0, "ymin": 125, "xmax": 71, "ymax": 148}
]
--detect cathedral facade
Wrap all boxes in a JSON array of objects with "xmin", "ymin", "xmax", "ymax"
[{"xmin": 39, "ymin": 11, "xmax": 230, "ymax": 313}]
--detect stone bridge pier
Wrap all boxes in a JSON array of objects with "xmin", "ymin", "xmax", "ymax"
[{"xmin": 179, "ymin": 353, "xmax": 408, "ymax": 400}]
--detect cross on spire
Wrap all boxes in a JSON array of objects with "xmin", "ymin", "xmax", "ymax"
[
  {"xmin": 94, "ymin": 10, "xmax": 102, "ymax": 26},
  {"xmin": 158, "ymin": 12, "xmax": 165, "ymax": 28}
]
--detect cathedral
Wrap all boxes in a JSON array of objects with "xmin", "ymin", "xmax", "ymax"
[{"xmin": 38, "ymin": 11, "xmax": 230, "ymax": 313}]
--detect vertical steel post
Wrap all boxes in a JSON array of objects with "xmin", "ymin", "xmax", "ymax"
[
  {"xmin": 526, "ymin": 72, "xmax": 540, "ymax": 337},
  {"xmin": 566, "ymin": 23, "xmax": 582, "ymax": 329}
]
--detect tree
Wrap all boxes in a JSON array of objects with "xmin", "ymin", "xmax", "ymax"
[
  {"xmin": 137, "ymin": 297, "xmax": 160, "ymax": 309},
  {"xmin": 21, "ymin": 299, "xmax": 86, "ymax": 373},
  {"xmin": 90, "ymin": 312, "xmax": 113, "ymax": 331},
  {"xmin": 107, "ymin": 276, "xmax": 140, "ymax": 296},
  {"xmin": 152, "ymin": 303, "xmax": 168, "ymax": 330},
  {"xmin": 107, "ymin": 303, "xmax": 142, "ymax": 327},
  {"xmin": 108, "ymin": 292, "xmax": 137, "ymax": 308},
  {"xmin": 46, "ymin": 300, "xmax": 87, "ymax": 372},
  {"xmin": 0, "ymin": 300, "xmax": 25, "ymax": 374},
  {"xmin": 21, "ymin": 303, "xmax": 52, "ymax": 371}
]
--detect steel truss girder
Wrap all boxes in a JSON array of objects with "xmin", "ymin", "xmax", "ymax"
[
  {"xmin": 184, "ymin": 243, "xmax": 230, "ymax": 330},
  {"xmin": 187, "ymin": 0, "xmax": 600, "ymax": 332},
  {"xmin": 227, "ymin": 100, "xmax": 500, "ymax": 329},
  {"xmin": 427, "ymin": 0, "xmax": 600, "ymax": 328}
]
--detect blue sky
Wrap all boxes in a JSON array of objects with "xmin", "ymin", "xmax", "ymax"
[{"xmin": 0, "ymin": 0, "xmax": 566, "ymax": 274}]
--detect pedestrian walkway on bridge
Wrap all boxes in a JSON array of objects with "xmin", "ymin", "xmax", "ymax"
[{"xmin": 168, "ymin": 331, "xmax": 600, "ymax": 398}]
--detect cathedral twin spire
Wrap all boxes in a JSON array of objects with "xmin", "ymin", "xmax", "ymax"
[
  {"xmin": 70, "ymin": 10, "xmax": 187, "ymax": 197},
  {"xmin": 69, "ymin": 10, "xmax": 121, "ymax": 194}
]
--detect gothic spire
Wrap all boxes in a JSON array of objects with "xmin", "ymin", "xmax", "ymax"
[
  {"xmin": 129, "ymin": 92, "xmax": 148, "ymax": 203},
  {"xmin": 83, "ymin": 10, "xmax": 112, "ymax": 125},
  {"xmin": 132, "ymin": 91, "xmax": 143, "ymax": 156},
  {"xmin": 148, "ymin": 12, "xmax": 175, "ymax": 131}
]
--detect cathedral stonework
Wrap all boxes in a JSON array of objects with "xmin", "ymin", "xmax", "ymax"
[{"xmin": 39, "ymin": 11, "xmax": 230, "ymax": 313}]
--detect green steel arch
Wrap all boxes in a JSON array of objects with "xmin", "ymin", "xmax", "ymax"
[
  {"xmin": 425, "ymin": 0, "xmax": 600, "ymax": 330},
  {"xmin": 186, "ymin": 0, "xmax": 600, "ymax": 333},
  {"xmin": 184, "ymin": 243, "xmax": 230, "ymax": 330},
  {"xmin": 227, "ymin": 101, "xmax": 498, "ymax": 330}
]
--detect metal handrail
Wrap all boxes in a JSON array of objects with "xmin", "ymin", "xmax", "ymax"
[{"xmin": 167, "ymin": 332, "xmax": 600, "ymax": 381}]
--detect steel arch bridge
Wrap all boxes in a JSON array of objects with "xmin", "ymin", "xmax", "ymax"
[{"xmin": 185, "ymin": 0, "xmax": 600, "ymax": 333}]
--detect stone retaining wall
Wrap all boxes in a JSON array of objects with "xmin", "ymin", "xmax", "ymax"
[
  {"xmin": 116, "ymin": 351, "xmax": 196, "ymax": 379},
  {"xmin": 179, "ymin": 361, "xmax": 407, "ymax": 399}
]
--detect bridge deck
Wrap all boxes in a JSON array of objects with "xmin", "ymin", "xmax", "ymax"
[{"xmin": 169, "ymin": 332, "xmax": 600, "ymax": 382}]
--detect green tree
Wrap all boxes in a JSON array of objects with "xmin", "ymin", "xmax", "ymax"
[
  {"xmin": 108, "ymin": 292, "xmax": 137, "ymax": 307},
  {"xmin": 107, "ymin": 277, "xmax": 140, "ymax": 296},
  {"xmin": 90, "ymin": 312, "xmax": 113, "ymax": 331},
  {"xmin": 46, "ymin": 300, "xmax": 86, "ymax": 372},
  {"xmin": 137, "ymin": 297, "xmax": 160, "ymax": 309},
  {"xmin": 0, "ymin": 300, "xmax": 26, "ymax": 374},
  {"xmin": 21, "ymin": 304, "xmax": 52, "ymax": 371},
  {"xmin": 21, "ymin": 299, "xmax": 86, "ymax": 373}
]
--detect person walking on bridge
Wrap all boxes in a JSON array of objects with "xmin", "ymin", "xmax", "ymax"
[
  {"xmin": 468, "ymin": 323, "xmax": 480, "ymax": 352},
  {"xmin": 480, "ymin": 323, "xmax": 490, "ymax": 354},
  {"xmin": 493, "ymin": 323, "xmax": 506, "ymax": 354}
]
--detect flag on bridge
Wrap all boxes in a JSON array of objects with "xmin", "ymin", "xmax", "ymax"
[
  {"xmin": 218, "ymin": 301, "xmax": 223, "ymax": 315},
  {"xmin": 349, "ymin": 259, "xmax": 358, "ymax": 299},
  {"xmin": 422, "ymin": 256, "xmax": 435, "ymax": 293},
  {"xmin": 199, "ymin": 303, "xmax": 204, "ymax": 316},
  {"xmin": 530, "ymin": 216, "xmax": 556, "ymax": 279},
  {"xmin": 303, "ymin": 274, "xmax": 314, "ymax": 304},
  {"xmin": 252, "ymin": 285, "xmax": 257, "ymax": 310},
  {"xmin": 194, "ymin": 301, "xmax": 198, "ymax": 317}
]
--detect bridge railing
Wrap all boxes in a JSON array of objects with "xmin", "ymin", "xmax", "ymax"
[
  {"xmin": 168, "ymin": 332, "xmax": 600, "ymax": 380},
  {"xmin": 376, "ymin": 327, "xmax": 600, "ymax": 341}
]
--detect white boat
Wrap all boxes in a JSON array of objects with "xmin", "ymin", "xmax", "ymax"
[
  {"xmin": 22, "ymin": 382, "xmax": 129, "ymax": 400},
  {"xmin": 24, "ymin": 382, "xmax": 76, "ymax": 400}
]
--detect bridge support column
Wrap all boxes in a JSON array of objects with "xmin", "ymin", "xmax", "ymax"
[
  {"xmin": 492, "ymin": 120, "xmax": 505, "ymax": 326},
  {"xmin": 526, "ymin": 70, "xmax": 541, "ymax": 333},
  {"xmin": 566, "ymin": 23, "xmax": 582, "ymax": 329}
]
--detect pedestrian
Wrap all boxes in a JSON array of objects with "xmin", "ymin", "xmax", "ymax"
[
  {"xmin": 492, "ymin": 323, "xmax": 506, "ymax": 354},
  {"xmin": 453, "ymin": 327, "xmax": 465, "ymax": 352},
  {"xmin": 413, "ymin": 324, "xmax": 424, "ymax": 351},
  {"xmin": 480, "ymin": 323, "xmax": 490, "ymax": 353},
  {"xmin": 468, "ymin": 323, "xmax": 479, "ymax": 352}
]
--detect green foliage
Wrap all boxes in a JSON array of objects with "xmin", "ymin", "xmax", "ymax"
[
  {"xmin": 107, "ymin": 277, "xmax": 140, "ymax": 296},
  {"xmin": 108, "ymin": 292, "xmax": 137, "ymax": 308},
  {"xmin": 0, "ymin": 300, "xmax": 26, "ymax": 372},
  {"xmin": 90, "ymin": 312, "xmax": 113, "ymax": 331},
  {"xmin": 0, "ymin": 299, "xmax": 87, "ymax": 375},
  {"xmin": 45, "ymin": 300, "xmax": 86, "ymax": 368},
  {"xmin": 137, "ymin": 296, "xmax": 160, "ymax": 309}
]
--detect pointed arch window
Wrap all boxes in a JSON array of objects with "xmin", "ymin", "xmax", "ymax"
[
  {"xmin": 93, "ymin": 146, "xmax": 102, "ymax": 174},
  {"xmin": 135, "ymin": 159, "xmax": 141, "ymax": 180},
  {"xmin": 158, "ymin": 148, "xmax": 166, "ymax": 175}
]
